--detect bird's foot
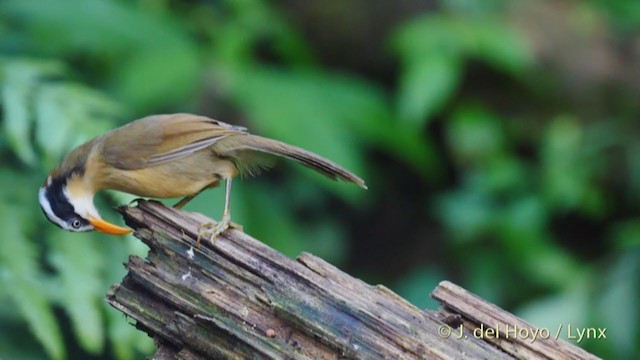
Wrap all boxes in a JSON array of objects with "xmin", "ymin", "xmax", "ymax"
[
  {"xmin": 229, "ymin": 221, "xmax": 244, "ymax": 232},
  {"xmin": 197, "ymin": 214, "xmax": 231, "ymax": 247}
]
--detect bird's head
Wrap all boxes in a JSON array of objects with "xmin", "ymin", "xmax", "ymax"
[{"xmin": 38, "ymin": 174, "xmax": 131, "ymax": 235}]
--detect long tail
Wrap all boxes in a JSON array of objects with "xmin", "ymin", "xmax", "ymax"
[{"xmin": 217, "ymin": 135, "xmax": 367, "ymax": 189}]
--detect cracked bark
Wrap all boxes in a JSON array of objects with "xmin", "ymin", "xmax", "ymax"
[{"xmin": 107, "ymin": 200, "xmax": 599, "ymax": 360}]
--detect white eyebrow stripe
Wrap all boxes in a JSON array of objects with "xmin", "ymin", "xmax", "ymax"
[{"xmin": 39, "ymin": 187, "xmax": 70, "ymax": 230}]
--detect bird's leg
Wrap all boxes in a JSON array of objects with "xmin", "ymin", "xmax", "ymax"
[
  {"xmin": 173, "ymin": 194, "xmax": 195, "ymax": 209},
  {"xmin": 197, "ymin": 178, "xmax": 236, "ymax": 246},
  {"xmin": 222, "ymin": 179, "xmax": 243, "ymax": 231}
]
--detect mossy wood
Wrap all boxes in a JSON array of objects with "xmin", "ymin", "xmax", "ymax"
[{"xmin": 107, "ymin": 200, "xmax": 599, "ymax": 360}]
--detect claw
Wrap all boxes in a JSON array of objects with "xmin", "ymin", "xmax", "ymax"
[
  {"xmin": 229, "ymin": 221, "xmax": 244, "ymax": 232},
  {"xmin": 196, "ymin": 222, "xmax": 212, "ymax": 248},
  {"xmin": 197, "ymin": 215, "xmax": 231, "ymax": 247},
  {"xmin": 194, "ymin": 178, "xmax": 241, "ymax": 248}
]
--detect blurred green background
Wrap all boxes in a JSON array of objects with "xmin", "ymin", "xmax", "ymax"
[{"xmin": 1, "ymin": 0, "xmax": 639, "ymax": 358}]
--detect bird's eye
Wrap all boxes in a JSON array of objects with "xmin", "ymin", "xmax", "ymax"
[{"xmin": 71, "ymin": 220, "xmax": 82, "ymax": 229}]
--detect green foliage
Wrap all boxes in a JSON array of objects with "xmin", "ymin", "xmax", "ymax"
[
  {"xmin": 591, "ymin": 0, "xmax": 640, "ymax": 30},
  {"xmin": 595, "ymin": 252, "xmax": 640, "ymax": 358},
  {"xmin": 395, "ymin": 267, "xmax": 444, "ymax": 310},
  {"xmin": 0, "ymin": 204, "xmax": 64, "ymax": 360},
  {"xmin": 392, "ymin": 12, "xmax": 531, "ymax": 125},
  {"xmin": 1, "ymin": 60, "xmax": 64, "ymax": 165},
  {"xmin": 3, "ymin": 0, "xmax": 199, "ymax": 111},
  {"xmin": 0, "ymin": 0, "xmax": 639, "ymax": 359},
  {"xmin": 49, "ymin": 231, "xmax": 105, "ymax": 353},
  {"xmin": 0, "ymin": 58, "xmax": 149, "ymax": 358}
]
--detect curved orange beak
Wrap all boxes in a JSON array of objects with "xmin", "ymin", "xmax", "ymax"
[{"xmin": 89, "ymin": 217, "xmax": 132, "ymax": 235}]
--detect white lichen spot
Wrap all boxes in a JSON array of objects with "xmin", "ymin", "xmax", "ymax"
[
  {"xmin": 187, "ymin": 246, "xmax": 195, "ymax": 259},
  {"xmin": 353, "ymin": 344, "xmax": 360, "ymax": 351},
  {"xmin": 181, "ymin": 271, "xmax": 192, "ymax": 281},
  {"xmin": 240, "ymin": 306, "xmax": 249, "ymax": 318}
]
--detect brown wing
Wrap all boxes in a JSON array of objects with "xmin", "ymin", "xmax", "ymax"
[{"xmin": 100, "ymin": 113, "xmax": 246, "ymax": 170}]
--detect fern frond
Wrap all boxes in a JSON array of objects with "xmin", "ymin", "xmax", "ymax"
[
  {"xmin": 0, "ymin": 59, "xmax": 125, "ymax": 169},
  {"xmin": 103, "ymin": 234, "xmax": 153, "ymax": 360},
  {"xmin": 0, "ymin": 206, "xmax": 66, "ymax": 360},
  {"xmin": 0, "ymin": 60, "xmax": 65, "ymax": 166},
  {"xmin": 48, "ymin": 231, "xmax": 105, "ymax": 354}
]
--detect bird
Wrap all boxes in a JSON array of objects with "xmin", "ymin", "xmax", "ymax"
[{"xmin": 39, "ymin": 113, "xmax": 367, "ymax": 243}]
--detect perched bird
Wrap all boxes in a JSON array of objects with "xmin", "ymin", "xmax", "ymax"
[{"xmin": 39, "ymin": 114, "xmax": 366, "ymax": 242}]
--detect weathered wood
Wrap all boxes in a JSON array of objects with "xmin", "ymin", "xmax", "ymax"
[
  {"xmin": 107, "ymin": 200, "xmax": 600, "ymax": 359},
  {"xmin": 432, "ymin": 283, "xmax": 599, "ymax": 360}
]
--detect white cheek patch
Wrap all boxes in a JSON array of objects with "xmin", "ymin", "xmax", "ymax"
[
  {"xmin": 63, "ymin": 187, "xmax": 100, "ymax": 220},
  {"xmin": 39, "ymin": 187, "xmax": 71, "ymax": 230}
]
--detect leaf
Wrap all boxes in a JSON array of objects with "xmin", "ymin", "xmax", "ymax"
[
  {"xmin": 227, "ymin": 67, "xmax": 368, "ymax": 199},
  {"xmin": 34, "ymin": 82, "xmax": 123, "ymax": 168},
  {"xmin": 226, "ymin": 64, "xmax": 441, "ymax": 189},
  {"xmin": 0, "ymin": 324, "xmax": 48, "ymax": 360},
  {"xmin": 106, "ymin": 307, "xmax": 148, "ymax": 360},
  {"xmin": 0, "ymin": 60, "xmax": 64, "ymax": 165},
  {"xmin": 610, "ymin": 220, "xmax": 640, "ymax": 248},
  {"xmin": 391, "ymin": 15, "xmax": 466, "ymax": 126},
  {"xmin": 440, "ymin": 0, "xmax": 505, "ymax": 14},
  {"xmin": 301, "ymin": 220, "xmax": 348, "ymax": 265},
  {"xmin": 3, "ymin": 0, "xmax": 200, "ymax": 110},
  {"xmin": 396, "ymin": 54, "xmax": 461, "ymax": 126},
  {"xmin": 541, "ymin": 116, "xmax": 603, "ymax": 213},
  {"xmin": 2, "ymin": 0, "xmax": 186, "ymax": 55},
  {"xmin": 391, "ymin": 15, "xmax": 464, "ymax": 59},
  {"xmin": 596, "ymin": 252, "xmax": 639, "ymax": 358},
  {"xmin": 314, "ymin": 71, "xmax": 439, "ymax": 177},
  {"xmin": 516, "ymin": 278, "xmax": 591, "ymax": 341},
  {"xmin": 1, "ymin": 81, "xmax": 35, "ymax": 164},
  {"xmin": 435, "ymin": 186, "xmax": 496, "ymax": 243},
  {"xmin": 0, "ymin": 59, "xmax": 121, "ymax": 170},
  {"xmin": 48, "ymin": 231, "xmax": 105, "ymax": 354},
  {"xmin": 34, "ymin": 84, "xmax": 74, "ymax": 167},
  {"xmin": 115, "ymin": 46, "xmax": 200, "ymax": 111},
  {"xmin": 391, "ymin": 13, "xmax": 531, "ymax": 126},
  {"xmin": 591, "ymin": 0, "xmax": 640, "ymax": 30},
  {"xmin": 497, "ymin": 196, "xmax": 585, "ymax": 287},
  {"xmin": 0, "ymin": 205, "xmax": 65, "ymax": 359},
  {"xmin": 446, "ymin": 105, "xmax": 504, "ymax": 164},
  {"xmin": 215, "ymin": 0, "xmax": 314, "ymax": 65},
  {"xmin": 462, "ymin": 19, "xmax": 532, "ymax": 74},
  {"xmin": 103, "ymin": 235, "xmax": 152, "ymax": 360},
  {"xmin": 232, "ymin": 182, "xmax": 308, "ymax": 257},
  {"xmin": 474, "ymin": 156, "xmax": 528, "ymax": 194},
  {"xmin": 395, "ymin": 267, "xmax": 443, "ymax": 309}
]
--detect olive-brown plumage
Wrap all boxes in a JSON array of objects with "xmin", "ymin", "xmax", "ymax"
[{"xmin": 39, "ymin": 114, "xmax": 366, "ymax": 239}]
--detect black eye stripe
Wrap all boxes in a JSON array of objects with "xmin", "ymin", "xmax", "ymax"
[
  {"xmin": 45, "ymin": 177, "xmax": 77, "ymax": 221},
  {"xmin": 42, "ymin": 174, "xmax": 90, "ymax": 228}
]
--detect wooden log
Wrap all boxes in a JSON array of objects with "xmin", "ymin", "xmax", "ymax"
[{"xmin": 107, "ymin": 200, "xmax": 599, "ymax": 359}]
